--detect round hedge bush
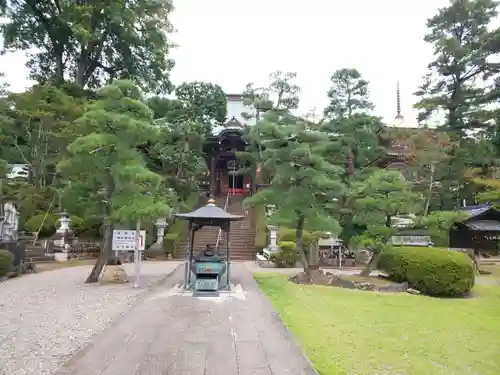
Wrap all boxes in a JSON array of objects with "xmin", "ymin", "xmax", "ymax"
[
  {"xmin": 271, "ymin": 241, "xmax": 297, "ymax": 268},
  {"xmin": 378, "ymin": 246, "xmax": 475, "ymax": 297},
  {"xmin": 0, "ymin": 249, "xmax": 14, "ymax": 277},
  {"xmin": 277, "ymin": 229, "xmax": 315, "ymax": 249}
]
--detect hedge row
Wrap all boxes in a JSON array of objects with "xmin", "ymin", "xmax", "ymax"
[{"xmin": 378, "ymin": 246, "xmax": 475, "ymax": 297}]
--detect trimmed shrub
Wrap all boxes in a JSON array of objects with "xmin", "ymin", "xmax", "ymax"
[
  {"xmin": 277, "ymin": 228, "xmax": 315, "ymax": 249},
  {"xmin": 23, "ymin": 214, "xmax": 58, "ymax": 237},
  {"xmin": 378, "ymin": 246, "xmax": 475, "ymax": 297},
  {"xmin": 271, "ymin": 241, "xmax": 297, "ymax": 268},
  {"xmin": 0, "ymin": 250, "xmax": 14, "ymax": 277}
]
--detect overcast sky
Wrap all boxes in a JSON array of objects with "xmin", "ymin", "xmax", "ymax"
[{"xmin": 0, "ymin": 0, "xmax": 452, "ymax": 125}]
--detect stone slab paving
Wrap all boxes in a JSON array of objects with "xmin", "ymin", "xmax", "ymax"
[
  {"xmin": 0, "ymin": 261, "xmax": 181, "ymax": 375},
  {"xmin": 55, "ymin": 263, "xmax": 318, "ymax": 375}
]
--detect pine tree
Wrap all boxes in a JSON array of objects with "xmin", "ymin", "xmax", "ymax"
[
  {"xmin": 324, "ymin": 68, "xmax": 374, "ymax": 120},
  {"xmin": 352, "ymin": 169, "xmax": 421, "ymax": 275},
  {"xmin": 57, "ymin": 80, "xmax": 173, "ymax": 283},
  {"xmin": 415, "ymin": 0, "xmax": 500, "ymax": 136},
  {"xmin": 244, "ymin": 116, "xmax": 345, "ymax": 271}
]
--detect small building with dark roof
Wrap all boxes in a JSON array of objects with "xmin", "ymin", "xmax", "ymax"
[{"xmin": 449, "ymin": 204, "xmax": 500, "ymax": 254}]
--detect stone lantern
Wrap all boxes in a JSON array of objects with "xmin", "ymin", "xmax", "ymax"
[
  {"xmin": 147, "ymin": 217, "xmax": 169, "ymax": 259},
  {"xmin": 264, "ymin": 205, "xmax": 278, "ymax": 253},
  {"xmin": 155, "ymin": 218, "xmax": 168, "ymax": 245},
  {"xmin": 52, "ymin": 211, "xmax": 73, "ymax": 262},
  {"xmin": 267, "ymin": 225, "xmax": 278, "ymax": 253}
]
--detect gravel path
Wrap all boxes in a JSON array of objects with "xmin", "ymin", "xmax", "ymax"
[{"xmin": 0, "ymin": 261, "xmax": 180, "ymax": 375}]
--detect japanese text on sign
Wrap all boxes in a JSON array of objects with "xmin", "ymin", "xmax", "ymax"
[{"xmin": 112, "ymin": 230, "xmax": 146, "ymax": 251}]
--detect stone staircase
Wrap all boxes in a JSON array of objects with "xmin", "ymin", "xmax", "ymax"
[
  {"xmin": 173, "ymin": 196, "xmax": 256, "ymax": 261},
  {"xmin": 218, "ymin": 196, "xmax": 256, "ymax": 261}
]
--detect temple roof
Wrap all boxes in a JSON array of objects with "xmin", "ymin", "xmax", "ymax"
[{"xmin": 225, "ymin": 116, "xmax": 243, "ymax": 129}]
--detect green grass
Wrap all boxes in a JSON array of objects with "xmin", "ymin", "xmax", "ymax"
[{"xmin": 254, "ymin": 273, "xmax": 500, "ymax": 375}]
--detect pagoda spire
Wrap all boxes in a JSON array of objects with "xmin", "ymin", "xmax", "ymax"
[{"xmin": 395, "ymin": 81, "xmax": 404, "ymax": 121}]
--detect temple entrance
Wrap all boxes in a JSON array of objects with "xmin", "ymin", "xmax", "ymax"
[
  {"xmin": 228, "ymin": 174, "xmax": 244, "ymax": 190},
  {"xmin": 204, "ymin": 123, "xmax": 254, "ymax": 197}
]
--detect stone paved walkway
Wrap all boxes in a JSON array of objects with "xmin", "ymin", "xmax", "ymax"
[
  {"xmin": 0, "ymin": 261, "xmax": 182, "ymax": 375},
  {"xmin": 55, "ymin": 263, "xmax": 317, "ymax": 375}
]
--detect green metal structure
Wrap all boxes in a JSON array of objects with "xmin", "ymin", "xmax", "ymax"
[{"xmin": 175, "ymin": 198, "xmax": 244, "ymax": 296}]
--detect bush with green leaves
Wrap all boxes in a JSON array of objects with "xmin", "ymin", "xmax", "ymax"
[
  {"xmin": 277, "ymin": 229, "xmax": 315, "ymax": 249},
  {"xmin": 163, "ymin": 192, "xmax": 200, "ymax": 255},
  {"xmin": 0, "ymin": 250, "xmax": 14, "ymax": 277},
  {"xmin": 271, "ymin": 241, "xmax": 297, "ymax": 268},
  {"xmin": 23, "ymin": 214, "xmax": 58, "ymax": 236},
  {"xmin": 378, "ymin": 246, "xmax": 475, "ymax": 297}
]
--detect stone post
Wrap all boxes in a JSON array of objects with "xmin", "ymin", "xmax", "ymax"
[
  {"xmin": 53, "ymin": 211, "xmax": 73, "ymax": 262},
  {"xmin": 155, "ymin": 218, "xmax": 168, "ymax": 245},
  {"xmin": 267, "ymin": 225, "xmax": 278, "ymax": 253}
]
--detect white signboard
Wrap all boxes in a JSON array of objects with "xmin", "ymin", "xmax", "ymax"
[{"xmin": 112, "ymin": 230, "xmax": 146, "ymax": 251}]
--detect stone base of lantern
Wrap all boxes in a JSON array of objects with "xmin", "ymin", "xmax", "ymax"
[
  {"xmin": 54, "ymin": 252, "xmax": 68, "ymax": 262},
  {"xmin": 101, "ymin": 265, "xmax": 128, "ymax": 284}
]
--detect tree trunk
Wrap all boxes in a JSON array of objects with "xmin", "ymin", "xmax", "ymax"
[
  {"xmin": 86, "ymin": 215, "xmax": 112, "ymax": 283},
  {"xmin": 295, "ymin": 213, "xmax": 309, "ymax": 271},
  {"xmin": 423, "ymin": 164, "xmax": 435, "ymax": 216},
  {"xmin": 86, "ymin": 186, "xmax": 113, "ymax": 283},
  {"xmin": 360, "ymin": 252, "xmax": 381, "ymax": 276}
]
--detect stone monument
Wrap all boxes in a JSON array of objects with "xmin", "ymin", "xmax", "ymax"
[
  {"xmin": 52, "ymin": 211, "xmax": 73, "ymax": 262},
  {"xmin": 267, "ymin": 225, "xmax": 278, "ymax": 253},
  {"xmin": 0, "ymin": 202, "xmax": 19, "ymax": 241},
  {"xmin": 147, "ymin": 217, "xmax": 168, "ymax": 258}
]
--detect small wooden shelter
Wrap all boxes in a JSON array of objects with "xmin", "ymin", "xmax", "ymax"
[{"xmin": 449, "ymin": 204, "xmax": 500, "ymax": 254}]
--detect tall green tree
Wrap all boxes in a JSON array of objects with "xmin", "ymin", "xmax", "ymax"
[
  {"xmin": 151, "ymin": 119, "xmax": 207, "ymax": 201},
  {"xmin": 1, "ymin": 85, "xmax": 83, "ymax": 188},
  {"xmin": 414, "ymin": 0, "xmax": 500, "ymax": 136},
  {"xmin": 267, "ymin": 70, "xmax": 300, "ymax": 112},
  {"xmin": 319, "ymin": 113, "xmax": 385, "ymax": 243},
  {"xmin": 244, "ymin": 116, "xmax": 345, "ymax": 272},
  {"xmin": 352, "ymin": 169, "xmax": 421, "ymax": 275},
  {"xmin": 1, "ymin": 0, "xmax": 175, "ymax": 92},
  {"xmin": 174, "ymin": 81, "xmax": 227, "ymax": 129},
  {"xmin": 240, "ymin": 71, "xmax": 301, "ymax": 189},
  {"xmin": 324, "ymin": 68, "xmax": 374, "ymax": 120},
  {"xmin": 147, "ymin": 97, "xmax": 185, "ymax": 122},
  {"xmin": 57, "ymin": 80, "xmax": 173, "ymax": 283},
  {"xmin": 320, "ymin": 69, "xmax": 381, "ymax": 242},
  {"xmin": 242, "ymin": 71, "xmax": 300, "ymax": 121}
]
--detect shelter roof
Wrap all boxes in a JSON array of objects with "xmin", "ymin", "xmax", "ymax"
[
  {"xmin": 464, "ymin": 220, "xmax": 500, "ymax": 232},
  {"xmin": 459, "ymin": 204, "xmax": 494, "ymax": 218},
  {"xmin": 175, "ymin": 199, "xmax": 244, "ymax": 221}
]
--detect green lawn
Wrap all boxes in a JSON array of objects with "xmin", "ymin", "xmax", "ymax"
[{"xmin": 254, "ymin": 273, "xmax": 500, "ymax": 375}]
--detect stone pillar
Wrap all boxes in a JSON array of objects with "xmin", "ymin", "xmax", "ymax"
[
  {"xmin": 155, "ymin": 218, "xmax": 168, "ymax": 245},
  {"xmin": 53, "ymin": 211, "xmax": 73, "ymax": 262},
  {"xmin": 267, "ymin": 225, "xmax": 278, "ymax": 253}
]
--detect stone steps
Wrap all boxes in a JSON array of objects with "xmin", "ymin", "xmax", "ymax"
[{"xmin": 173, "ymin": 196, "xmax": 256, "ymax": 260}]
